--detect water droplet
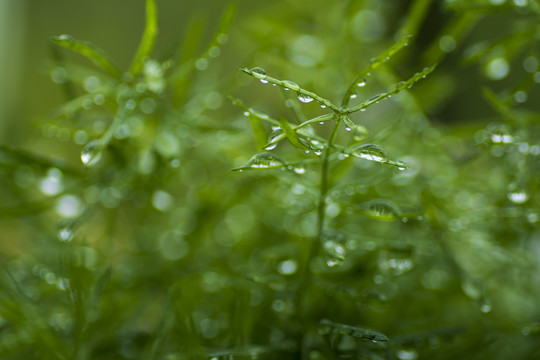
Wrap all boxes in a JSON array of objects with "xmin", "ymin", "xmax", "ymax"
[
  {"xmin": 357, "ymin": 79, "xmax": 367, "ymax": 87},
  {"xmin": 250, "ymin": 67, "xmax": 267, "ymax": 79},
  {"xmin": 319, "ymin": 121, "xmax": 324, "ymax": 125},
  {"xmin": 484, "ymin": 57, "xmax": 509, "ymax": 80},
  {"xmin": 81, "ymin": 140, "xmax": 103, "ymax": 167},
  {"xmin": 57, "ymin": 227, "xmax": 73, "ymax": 242},
  {"xmin": 278, "ymin": 259, "xmax": 298, "ymax": 275},
  {"xmin": 234, "ymin": 153, "xmax": 287, "ymax": 170},
  {"xmin": 508, "ymin": 191, "xmax": 529, "ymax": 204},
  {"xmin": 350, "ymin": 92, "xmax": 357, "ymax": 99},
  {"xmin": 320, "ymin": 104, "xmax": 327, "ymax": 108},
  {"xmin": 282, "ymin": 80, "xmax": 300, "ymax": 91},
  {"xmin": 265, "ymin": 143, "xmax": 277, "ymax": 151},
  {"xmin": 314, "ymin": 150, "xmax": 323, "ymax": 156},
  {"xmin": 355, "ymin": 199, "xmax": 402, "ymax": 221},
  {"xmin": 243, "ymin": 111, "xmax": 250, "ymax": 116},
  {"xmin": 351, "ymin": 144, "xmax": 387, "ymax": 163},
  {"xmin": 326, "ymin": 257, "xmax": 343, "ymax": 267},
  {"xmin": 195, "ymin": 58, "xmax": 208, "ymax": 70},
  {"xmin": 39, "ymin": 168, "xmax": 64, "ymax": 196},
  {"xmin": 396, "ymin": 349, "xmax": 418, "ymax": 360},
  {"xmin": 294, "ymin": 167, "xmax": 305, "ymax": 174},
  {"xmin": 152, "ymin": 190, "xmax": 175, "ymax": 212},
  {"xmin": 297, "ymin": 93, "xmax": 314, "ymax": 103},
  {"xmin": 345, "ymin": 127, "xmax": 352, "ymax": 132},
  {"xmin": 260, "ymin": 79, "xmax": 268, "ymax": 84},
  {"xmin": 480, "ymin": 302, "xmax": 492, "ymax": 313}
]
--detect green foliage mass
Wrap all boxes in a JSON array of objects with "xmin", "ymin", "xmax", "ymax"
[{"xmin": 0, "ymin": 0, "xmax": 539, "ymax": 359}]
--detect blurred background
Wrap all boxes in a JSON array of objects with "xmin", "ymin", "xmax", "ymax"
[{"xmin": 0, "ymin": 0, "xmax": 539, "ymax": 359}]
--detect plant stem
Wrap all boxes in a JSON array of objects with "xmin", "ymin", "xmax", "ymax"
[{"xmin": 297, "ymin": 116, "xmax": 342, "ymax": 358}]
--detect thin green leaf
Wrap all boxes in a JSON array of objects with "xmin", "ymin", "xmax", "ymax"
[
  {"xmin": 278, "ymin": 118, "xmax": 304, "ymax": 149},
  {"xmin": 296, "ymin": 113, "xmax": 335, "ymax": 129},
  {"xmin": 342, "ymin": 35, "xmax": 412, "ymax": 106},
  {"xmin": 230, "ymin": 97, "xmax": 280, "ymax": 127},
  {"xmin": 50, "ymin": 34, "xmax": 121, "ymax": 79},
  {"xmin": 240, "ymin": 67, "xmax": 339, "ymax": 112},
  {"xmin": 347, "ymin": 143, "xmax": 407, "ymax": 169},
  {"xmin": 129, "ymin": 0, "xmax": 158, "ymax": 77},
  {"xmin": 348, "ymin": 64, "xmax": 436, "ymax": 114},
  {"xmin": 319, "ymin": 319, "xmax": 388, "ymax": 342},
  {"xmin": 354, "ymin": 199, "xmax": 403, "ymax": 221},
  {"xmin": 231, "ymin": 153, "xmax": 287, "ymax": 171},
  {"xmin": 0, "ymin": 144, "xmax": 84, "ymax": 176}
]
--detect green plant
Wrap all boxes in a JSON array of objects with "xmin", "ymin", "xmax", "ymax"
[
  {"xmin": 2, "ymin": 0, "xmax": 540, "ymax": 359},
  {"xmin": 232, "ymin": 36, "xmax": 435, "ymax": 358}
]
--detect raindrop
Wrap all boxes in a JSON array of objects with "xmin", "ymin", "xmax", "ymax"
[
  {"xmin": 480, "ymin": 302, "xmax": 492, "ymax": 313},
  {"xmin": 314, "ymin": 150, "xmax": 323, "ymax": 156},
  {"xmin": 250, "ymin": 67, "xmax": 267, "ymax": 79},
  {"xmin": 195, "ymin": 58, "xmax": 208, "ymax": 70},
  {"xmin": 355, "ymin": 199, "xmax": 402, "ymax": 221},
  {"xmin": 326, "ymin": 257, "xmax": 344, "ymax": 267},
  {"xmin": 282, "ymin": 80, "xmax": 300, "ymax": 91},
  {"xmin": 57, "ymin": 227, "xmax": 73, "ymax": 242},
  {"xmin": 243, "ymin": 111, "xmax": 250, "ymax": 116},
  {"xmin": 265, "ymin": 143, "xmax": 277, "ymax": 151},
  {"xmin": 277, "ymin": 259, "xmax": 298, "ymax": 275},
  {"xmin": 351, "ymin": 144, "xmax": 387, "ymax": 163},
  {"xmin": 396, "ymin": 349, "xmax": 418, "ymax": 360},
  {"xmin": 260, "ymin": 79, "xmax": 269, "ymax": 84},
  {"xmin": 350, "ymin": 92, "xmax": 357, "ymax": 99},
  {"xmin": 297, "ymin": 93, "xmax": 314, "ymax": 103},
  {"xmin": 508, "ymin": 190, "xmax": 529, "ymax": 204},
  {"xmin": 234, "ymin": 153, "xmax": 287, "ymax": 170},
  {"xmin": 319, "ymin": 121, "xmax": 324, "ymax": 125},
  {"xmin": 357, "ymin": 78, "xmax": 367, "ymax": 87},
  {"xmin": 81, "ymin": 140, "xmax": 103, "ymax": 167},
  {"xmin": 294, "ymin": 167, "xmax": 305, "ymax": 174},
  {"xmin": 320, "ymin": 104, "xmax": 327, "ymax": 108},
  {"xmin": 484, "ymin": 57, "xmax": 509, "ymax": 80},
  {"xmin": 345, "ymin": 127, "xmax": 352, "ymax": 132}
]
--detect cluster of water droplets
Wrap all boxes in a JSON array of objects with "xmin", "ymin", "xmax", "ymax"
[
  {"xmin": 321, "ymin": 230, "xmax": 348, "ymax": 267},
  {"xmin": 378, "ymin": 245, "xmax": 415, "ymax": 276}
]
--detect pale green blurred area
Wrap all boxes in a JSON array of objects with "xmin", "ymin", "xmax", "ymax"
[{"xmin": 0, "ymin": 0, "xmax": 263, "ymax": 146}]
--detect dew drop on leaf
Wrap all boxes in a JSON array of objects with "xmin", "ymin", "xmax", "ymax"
[
  {"xmin": 297, "ymin": 93, "xmax": 314, "ymax": 103},
  {"xmin": 282, "ymin": 80, "xmax": 300, "ymax": 91},
  {"xmin": 357, "ymin": 78, "xmax": 367, "ymax": 87},
  {"xmin": 234, "ymin": 153, "xmax": 287, "ymax": 170},
  {"xmin": 250, "ymin": 67, "xmax": 267, "ymax": 79},
  {"xmin": 351, "ymin": 144, "xmax": 388, "ymax": 163},
  {"xmin": 356, "ymin": 199, "xmax": 402, "ymax": 221},
  {"xmin": 81, "ymin": 140, "xmax": 103, "ymax": 167},
  {"xmin": 57, "ymin": 227, "xmax": 73, "ymax": 242}
]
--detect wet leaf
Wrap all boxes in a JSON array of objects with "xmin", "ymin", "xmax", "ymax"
[
  {"xmin": 319, "ymin": 319, "xmax": 388, "ymax": 342},
  {"xmin": 354, "ymin": 199, "xmax": 403, "ymax": 221},
  {"xmin": 231, "ymin": 153, "xmax": 287, "ymax": 171},
  {"xmin": 50, "ymin": 35, "xmax": 121, "ymax": 79}
]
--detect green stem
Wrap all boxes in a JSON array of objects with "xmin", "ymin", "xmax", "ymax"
[{"xmin": 297, "ymin": 116, "xmax": 342, "ymax": 358}]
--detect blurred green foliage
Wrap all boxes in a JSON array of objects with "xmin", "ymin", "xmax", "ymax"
[{"xmin": 0, "ymin": 0, "xmax": 539, "ymax": 359}]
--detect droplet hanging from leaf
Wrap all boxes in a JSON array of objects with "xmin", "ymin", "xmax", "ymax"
[
  {"xmin": 250, "ymin": 67, "xmax": 267, "ymax": 79},
  {"xmin": 81, "ymin": 140, "xmax": 103, "ymax": 167},
  {"xmin": 355, "ymin": 199, "xmax": 403, "ymax": 221},
  {"xmin": 232, "ymin": 153, "xmax": 287, "ymax": 171}
]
